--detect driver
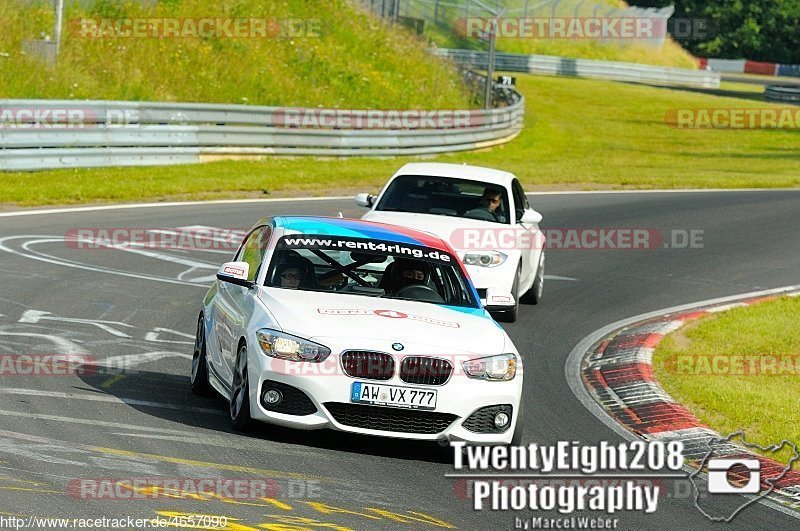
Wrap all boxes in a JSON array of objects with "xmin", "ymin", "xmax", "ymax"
[
  {"xmin": 464, "ymin": 187, "xmax": 505, "ymax": 222},
  {"xmin": 385, "ymin": 257, "xmax": 432, "ymax": 295}
]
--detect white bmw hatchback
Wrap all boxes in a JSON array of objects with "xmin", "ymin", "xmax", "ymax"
[
  {"xmin": 357, "ymin": 162, "xmax": 546, "ymax": 322},
  {"xmin": 192, "ymin": 216, "xmax": 524, "ymax": 445}
]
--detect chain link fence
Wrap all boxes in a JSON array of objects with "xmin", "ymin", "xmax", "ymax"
[{"xmin": 355, "ymin": 0, "xmax": 674, "ymax": 49}]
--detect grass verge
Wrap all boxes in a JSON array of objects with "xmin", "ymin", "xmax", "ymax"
[
  {"xmin": 2, "ymin": 72, "xmax": 799, "ymax": 207},
  {"xmin": 0, "ymin": 0, "xmax": 470, "ymax": 109},
  {"xmin": 652, "ymin": 296, "xmax": 800, "ymax": 464}
]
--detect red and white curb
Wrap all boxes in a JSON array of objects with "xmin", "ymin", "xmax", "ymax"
[{"xmin": 566, "ymin": 285, "xmax": 800, "ymax": 518}]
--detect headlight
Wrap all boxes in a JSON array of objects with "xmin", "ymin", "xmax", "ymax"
[
  {"xmin": 256, "ymin": 329, "xmax": 331, "ymax": 362},
  {"xmin": 462, "ymin": 353, "xmax": 518, "ymax": 381},
  {"xmin": 463, "ymin": 251, "xmax": 507, "ymax": 268}
]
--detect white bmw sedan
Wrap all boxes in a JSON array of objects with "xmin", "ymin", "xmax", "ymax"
[
  {"xmin": 357, "ymin": 162, "xmax": 545, "ymax": 322},
  {"xmin": 192, "ymin": 215, "xmax": 524, "ymax": 445}
]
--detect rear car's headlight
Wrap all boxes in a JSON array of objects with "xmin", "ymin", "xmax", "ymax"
[
  {"xmin": 256, "ymin": 329, "xmax": 331, "ymax": 362},
  {"xmin": 462, "ymin": 353, "xmax": 517, "ymax": 381},
  {"xmin": 463, "ymin": 251, "xmax": 507, "ymax": 268}
]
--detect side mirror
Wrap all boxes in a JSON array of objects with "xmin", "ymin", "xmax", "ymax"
[
  {"xmin": 216, "ymin": 261, "xmax": 253, "ymax": 288},
  {"xmin": 354, "ymin": 193, "xmax": 374, "ymax": 208},
  {"xmin": 483, "ymin": 288, "xmax": 516, "ymax": 311},
  {"xmin": 518, "ymin": 209, "xmax": 543, "ymax": 224}
]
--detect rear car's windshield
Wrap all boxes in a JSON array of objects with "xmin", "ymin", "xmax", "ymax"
[
  {"xmin": 266, "ymin": 235, "xmax": 479, "ymax": 308},
  {"xmin": 375, "ymin": 174, "xmax": 510, "ymax": 224}
]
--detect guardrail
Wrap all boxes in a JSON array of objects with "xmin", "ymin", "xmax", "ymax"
[
  {"xmin": 765, "ymin": 85, "xmax": 800, "ymax": 104},
  {"xmin": 0, "ymin": 75, "xmax": 523, "ymax": 171},
  {"xmin": 435, "ymin": 49, "xmax": 721, "ymax": 89}
]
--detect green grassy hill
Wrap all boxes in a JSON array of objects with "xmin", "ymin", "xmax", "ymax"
[
  {"xmin": 418, "ymin": 0, "xmax": 699, "ymax": 68},
  {"xmin": 0, "ymin": 0, "xmax": 471, "ymax": 108}
]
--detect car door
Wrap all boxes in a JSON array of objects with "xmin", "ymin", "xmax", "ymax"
[
  {"xmin": 214, "ymin": 225, "xmax": 271, "ymax": 388},
  {"xmin": 511, "ymin": 179, "xmax": 540, "ymax": 287}
]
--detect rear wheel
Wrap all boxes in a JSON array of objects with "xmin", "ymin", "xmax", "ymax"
[
  {"xmin": 190, "ymin": 315, "xmax": 211, "ymax": 396},
  {"xmin": 230, "ymin": 343, "xmax": 253, "ymax": 431},
  {"xmin": 520, "ymin": 253, "xmax": 544, "ymax": 305}
]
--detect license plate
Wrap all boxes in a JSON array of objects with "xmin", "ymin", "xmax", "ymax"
[{"xmin": 351, "ymin": 382, "xmax": 437, "ymax": 410}]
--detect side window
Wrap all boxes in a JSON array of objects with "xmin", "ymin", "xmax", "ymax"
[
  {"xmin": 235, "ymin": 226, "xmax": 271, "ymax": 282},
  {"xmin": 511, "ymin": 179, "xmax": 528, "ymax": 219}
]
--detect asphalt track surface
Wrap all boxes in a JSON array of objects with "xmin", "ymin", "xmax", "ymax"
[{"xmin": 0, "ymin": 190, "xmax": 798, "ymax": 530}]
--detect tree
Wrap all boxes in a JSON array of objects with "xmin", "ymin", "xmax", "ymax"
[{"xmin": 628, "ymin": 0, "xmax": 800, "ymax": 63}]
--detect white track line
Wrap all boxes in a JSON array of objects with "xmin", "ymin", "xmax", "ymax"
[
  {"xmin": 0, "ymin": 409, "xmax": 196, "ymax": 436},
  {"xmin": 565, "ymin": 283, "xmax": 800, "ymax": 520},
  {"xmin": 2, "ymin": 190, "xmax": 799, "ymax": 218},
  {"xmin": 0, "ymin": 196, "xmax": 352, "ymax": 218},
  {"xmin": 0, "ymin": 236, "xmax": 205, "ymax": 288},
  {"xmin": 0, "ymin": 388, "xmax": 223, "ymax": 415},
  {"xmin": 530, "ymin": 189, "xmax": 800, "ymax": 195}
]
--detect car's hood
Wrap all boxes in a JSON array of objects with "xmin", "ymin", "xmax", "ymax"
[
  {"xmin": 258, "ymin": 287, "xmax": 505, "ymax": 354},
  {"xmin": 362, "ymin": 210, "xmax": 506, "ymax": 253}
]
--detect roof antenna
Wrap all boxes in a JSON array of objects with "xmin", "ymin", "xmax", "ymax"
[{"xmin": 337, "ymin": 211, "xmax": 344, "ymax": 218}]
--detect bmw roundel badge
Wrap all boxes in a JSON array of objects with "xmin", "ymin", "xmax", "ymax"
[{"xmin": 391, "ymin": 342, "xmax": 404, "ymax": 351}]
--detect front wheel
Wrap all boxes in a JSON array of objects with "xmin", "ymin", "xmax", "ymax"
[
  {"xmin": 510, "ymin": 402, "xmax": 524, "ymax": 446},
  {"xmin": 494, "ymin": 268, "xmax": 520, "ymax": 323},
  {"xmin": 190, "ymin": 315, "xmax": 211, "ymax": 396},
  {"xmin": 230, "ymin": 343, "xmax": 253, "ymax": 431}
]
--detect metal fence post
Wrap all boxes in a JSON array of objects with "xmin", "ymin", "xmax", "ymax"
[
  {"xmin": 484, "ymin": 19, "xmax": 496, "ymax": 109},
  {"xmin": 54, "ymin": 0, "xmax": 64, "ymax": 61}
]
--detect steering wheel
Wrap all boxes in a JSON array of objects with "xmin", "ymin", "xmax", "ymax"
[
  {"xmin": 318, "ymin": 272, "xmax": 349, "ymax": 291},
  {"xmin": 394, "ymin": 284, "xmax": 445, "ymax": 303}
]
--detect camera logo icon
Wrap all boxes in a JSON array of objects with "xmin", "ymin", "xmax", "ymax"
[{"xmin": 706, "ymin": 458, "xmax": 761, "ymax": 494}]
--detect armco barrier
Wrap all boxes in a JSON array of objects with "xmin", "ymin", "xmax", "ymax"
[
  {"xmin": 700, "ymin": 57, "xmax": 800, "ymax": 79},
  {"xmin": 0, "ymin": 77, "xmax": 523, "ymax": 171},
  {"xmin": 764, "ymin": 86, "xmax": 800, "ymax": 104},
  {"xmin": 435, "ymin": 48, "xmax": 720, "ymax": 88}
]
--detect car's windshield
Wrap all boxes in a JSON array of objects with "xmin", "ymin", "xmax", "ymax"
[
  {"xmin": 266, "ymin": 235, "xmax": 479, "ymax": 308},
  {"xmin": 375, "ymin": 175, "xmax": 510, "ymax": 224}
]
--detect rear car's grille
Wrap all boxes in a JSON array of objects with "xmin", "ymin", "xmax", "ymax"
[
  {"xmin": 462, "ymin": 404, "xmax": 513, "ymax": 433},
  {"xmin": 260, "ymin": 381, "xmax": 317, "ymax": 416},
  {"xmin": 340, "ymin": 351, "xmax": 394, "ymax": 380},
  {"xmin": 324, "ymin": 402, "xmax": 458, "ymax": 434},
  {"xmin": 399, "ymin": 356, "xmax": 453, "ymax": 385}
]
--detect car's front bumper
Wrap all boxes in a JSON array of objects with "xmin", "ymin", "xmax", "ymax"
[
  {"xmin": 246, "ymin": 340, "xmax": 523, "ymax": 445},
  {"xmin": 463, "ymin": 257, "xmax": 519, "ymax": 305}
]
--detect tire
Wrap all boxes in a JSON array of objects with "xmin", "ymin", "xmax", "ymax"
[
  {"xmin": 520, "ymin": 253, "xmax": 544, "ymax": 305},
  {"xmin": 230, "ymin": 343, "xmax": 254, "ymax": 431},
  {"xmin": 190, "ymin": 315, "xmax": 212, "ymax": 396},
  {"xmin": 510, "ymin": 401, "xmax": 524, "ymax": 446},
  {"xmin": 494, "ymin": 267, "xmax": 520, "ymax": 323}
]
